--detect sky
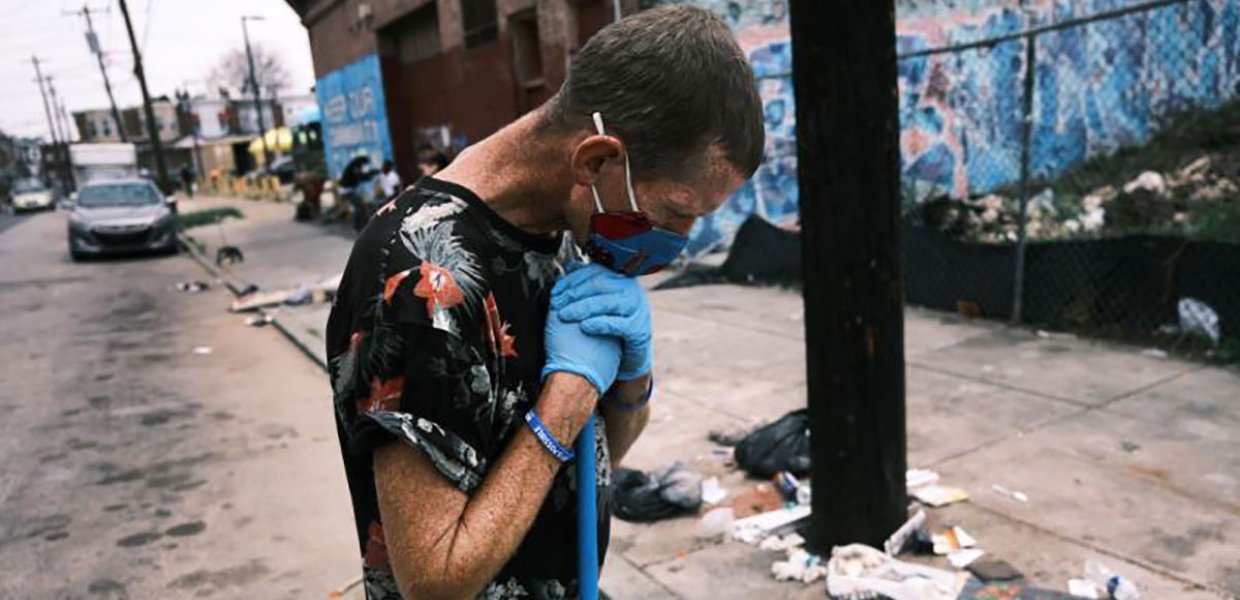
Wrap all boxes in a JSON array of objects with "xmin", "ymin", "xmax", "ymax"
[{"xmin": 0, "ymin": 0, "xmax": 317, "ymax": 140}]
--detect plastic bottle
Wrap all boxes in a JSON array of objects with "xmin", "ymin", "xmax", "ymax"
[{"xmin": 1084, "ymin": 560, "xmax": 1141, "ymax": 600}]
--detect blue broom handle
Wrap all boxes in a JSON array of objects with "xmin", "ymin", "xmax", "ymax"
[{"xmin": 576, "ymin": 415, "xmax": 599, "ymax": 600}]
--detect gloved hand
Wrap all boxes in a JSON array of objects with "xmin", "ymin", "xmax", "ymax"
[
  {"xmin": 542, "ymin": 295, "xmax": 623, "ymax": 396},
  {"xmin": 551, "ymin": 263, "xmax": 653, "ymax": 381}
]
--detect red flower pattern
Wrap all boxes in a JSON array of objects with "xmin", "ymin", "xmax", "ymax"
[
  {"xmin": 383, "ymin": 269, "xmax": 412, "ymax": 304},
  {"xmin": 483, "ymin": 292, "xmax": 518, "ymax": 358},
  {"xmin": 358, "ymin": 375, "xmax": 404, "ymax": 413},
  {"xmin": 413, "ymin": 262, "xmax": 465, "ymax": 317}
]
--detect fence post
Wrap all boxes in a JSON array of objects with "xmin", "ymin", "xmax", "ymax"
[{"xmin": 1011, "ymin": 33, "xmax": 1037, "ymax": 324}]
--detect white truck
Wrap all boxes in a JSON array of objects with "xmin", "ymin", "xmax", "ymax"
[{"xmin": 69, "ymin": 143, "xmax": 138, "ymax": 188}]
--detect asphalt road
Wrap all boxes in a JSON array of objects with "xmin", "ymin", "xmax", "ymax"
[{"xmin": 0, "ymin": 211, "xmax": 359, "ymax": 599}]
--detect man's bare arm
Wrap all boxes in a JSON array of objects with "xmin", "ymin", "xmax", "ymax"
[
  {"xmin": 601, "ymin": 374, "xmax": 652, "ymax": 468},
  {"xmin": 374, "ymin": 373, "xmax": 597, "ymax": 600}
]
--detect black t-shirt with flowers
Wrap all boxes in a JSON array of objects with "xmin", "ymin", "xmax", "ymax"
[{"xmin": 325, "ymin": 178, "xmax": 611, "ymax": 600}]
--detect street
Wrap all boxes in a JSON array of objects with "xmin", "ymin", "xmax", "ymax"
[{"xmin": 0, "ymin": 210, "xmax": 357, "ymax": 599}]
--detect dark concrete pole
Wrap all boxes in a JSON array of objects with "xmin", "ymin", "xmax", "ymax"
[{"xmin": 788, "ymin": 0, "xmax": 908, "ymax": 552}]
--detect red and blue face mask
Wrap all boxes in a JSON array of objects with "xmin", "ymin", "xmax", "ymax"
[{"xmin": 583, "ymin": 113, "xmax": 689, "ymax": 277}]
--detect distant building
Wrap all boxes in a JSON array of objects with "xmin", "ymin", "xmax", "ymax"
[
  {"xmin": 73, "ymin": 100, "xmax": 183, "ymax": 144},
  {"xmin": 284, "ymin": 0, "xmax": 633, "ymax": 180}
]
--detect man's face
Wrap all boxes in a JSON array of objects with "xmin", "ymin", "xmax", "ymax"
[{"xmin": 567, "ymin": 145, "xmax": 746, "ymax": 248}]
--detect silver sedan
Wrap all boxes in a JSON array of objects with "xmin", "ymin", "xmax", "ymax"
[{"xmin": 67, "ymin": 179, "xmax": 178, "ymax": 261}]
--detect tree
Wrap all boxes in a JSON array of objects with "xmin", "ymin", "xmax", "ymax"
[{"xmin": 207, "ymin": 44, "xmax": 292, "ymax": 97}]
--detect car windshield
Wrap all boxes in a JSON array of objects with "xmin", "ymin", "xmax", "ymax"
[
  {"xmin": 78, "ymin": 183, "xmax": 161, "ymax": 208},
  {"xmin": 13, "ymin": 180, "xmax": 44, "ymax": 193}
]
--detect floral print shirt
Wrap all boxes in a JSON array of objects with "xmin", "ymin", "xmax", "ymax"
[{"xmin": 326, "ymin": 178, "xmax": 611, "ymax": 600}]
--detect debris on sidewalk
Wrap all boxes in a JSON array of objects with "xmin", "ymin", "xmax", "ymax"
[
  {"xmin": 229, "ymin": 275, "xmax": 340, "ymax": 313},
  {"xmin": 966, "ymin": 558, "xmax": 1023, "ymax": 582},
  {"xmin": 773, "ymin": 471, "xmax": 810, "ymax": 504},
  {"xmin": 826, "ymin": 543, "xmax": 965, "ymax": 600},
  {"xmin": 734, "ymin": 408, "xmax": 810, "ymax": 478},
  {"xmin": 992, "ymin": 484, "xmax": 1030, "ymax": 503},
  {"xmin": 759, "ymin": 532, "xmax": 805, "ymax": 552},
  {"xmin": 1082, "ymin": 560, "xmax": 1141, "ymax": 599},
  {"xmin": 722, "ymin": 482, "xmax": 784, "ymax": 519},
  {"xmin": 884, "ymin": 510, "xmax": 927, "ymax": 556},
  {"xmin": 932, "ymin": 526, "xmax": 977, "ymax": 555},
  {"xmin": 906, "ymin": 468, "xmax": 940, "ymax": 488},
  {"xmin": 612, "ymin": 462, "xmax": 702, "ymax": 522},
  {"xmin": 696, "ymin": 507, "xmax": 734, "ymax": 540},
  {"xmin": 245, "ymin": 313, "xmax": 274, "ymax": 327},
  {"xmin": 1178, "ymin": 297, "xmax": 1220, "ymax": 346},
  {"xmin": 174, "ymin": 280, "xmax": 210, "ymax": 293},
  {"xmin": 1139, "ymin": 348, "xmax": 1168, "ymax": 359},
  {"xmin": 911, "ymin": 485, "xmax": 969, "ymax": 508},
  {"xmin": 700, "ymin": 476, "xmax": 727, "ymax": 505},
  {"xmin": 1068, "ymin": 578, "xmax": 1101, "ymax": 598},
  {"xmin": 771, "ymin": 547, "xmax": 826, "ymax": 583},
  {"xmin": 193, "ymin": 346, "xmax": 213, "ymax": 355},
  {"xmin": 947, "ymin": 548, "xmax": 984, "ymax": 568},
  {"xmin": 729, "ymin": 504, "xmax": 811, "ymax": 544}
]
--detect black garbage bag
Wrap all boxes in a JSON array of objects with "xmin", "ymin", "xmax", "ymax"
[
  {"xmin": 611, "ymin": 462, "xmax": 702, "ymax": 523},
  {"xmin": 734, "ymin": 409, "xmax": 811, "ymax": 478}
]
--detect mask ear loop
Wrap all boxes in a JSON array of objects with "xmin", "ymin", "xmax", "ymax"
[{"xmin": 590, "ymin": 112, "xmax": 639, "ymax": 213}]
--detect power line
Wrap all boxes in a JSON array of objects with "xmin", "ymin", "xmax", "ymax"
[{"xmin": 65, "ymin": 4, "xmax": 128, "ymax": 143}]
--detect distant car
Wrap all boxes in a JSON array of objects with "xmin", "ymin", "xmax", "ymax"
[
  {"xmin": 67, "ymin": 179, "xmax": 177, "ymax": 261},
  {"xmin": 11, "ymin": 179, "xmax": 54, "ymax": 212}
]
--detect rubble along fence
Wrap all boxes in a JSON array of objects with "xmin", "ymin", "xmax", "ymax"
[{"xmin": 898, "ymin": 0, "xmax": 1240, "ymax": 353}]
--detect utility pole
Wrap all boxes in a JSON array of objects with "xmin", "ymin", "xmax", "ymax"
[
  {"xmin": 46, "ymin": 77, "xmax": 68, "ymax": 144},
  {"xmin": 118, "ymin": 0, "xmax": 171, "ymax": 192},
  {"xmin": 242, "ymin": 16, "xmax": 270, "ymax": 169},
  {"xmin": 58, "ymin": 99, "xmax": 75, "ymax": 143},
  {"xmin": 789, "ymin": 0, "xmax": 908, "ymax": 553},
  {"xmin": 68, "ymin": 5, "xmax": 128, "ymax": 143},
  {"xmin": 30, "ymin": 57, "xmax": 60, "ymax": 146}
]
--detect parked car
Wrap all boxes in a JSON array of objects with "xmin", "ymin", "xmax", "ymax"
[
  {"xmin": 11, "ymin": 179, "xmax": 54, "ymax": 212},
  {"xmin": 67, "ymin": 179, "xmax": 177, "ymax": 261}
]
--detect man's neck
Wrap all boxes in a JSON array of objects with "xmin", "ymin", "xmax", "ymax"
[{"xmin": 435, "ymin": 111, "xmax": 574, "ymax": 236}]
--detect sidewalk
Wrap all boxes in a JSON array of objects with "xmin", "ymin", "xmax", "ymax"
[{"xmin": 178, "ymin": 195, "xmax": 1239, "ymax": 600}]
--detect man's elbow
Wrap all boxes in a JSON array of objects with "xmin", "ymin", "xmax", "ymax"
[{"xmin": 391, "ymin": 554, "xmax": 482, "ymax": 600}]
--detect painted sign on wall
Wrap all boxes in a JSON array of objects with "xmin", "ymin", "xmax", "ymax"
[{"xmin": 315, "ymin": 54, "xmax": 394, "ymax": 178}]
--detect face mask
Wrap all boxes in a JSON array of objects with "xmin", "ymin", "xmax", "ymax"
[{"xmin": 584, "ymin": 112, "xmax": 689, "ymax": 277}]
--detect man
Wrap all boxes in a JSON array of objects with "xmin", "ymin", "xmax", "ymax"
[
  {"xmin": 416, "ymin": 144, "xmax": 450, "ymax": 179},
  {"xmin": 179, "ymin": 164, "xmax": 195, "ymax": 198},
  {"xmin": 325, "ymin": 6, "xmax": 763, "ymax": 599},
  {"xmin": 340, "ymin": 153, "xmax": 377, "ymax": 231},
  {"xmin": 379, "ymin": 159, "xmax": 403, "ymax": 201}
]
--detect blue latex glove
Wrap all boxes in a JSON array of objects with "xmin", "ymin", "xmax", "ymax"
[
  {"xmin": 542, "ymin": 292, "xmax": 623, "ymax": 396},
  {"xmin": 551, "ymin": 264, "xmax": 652, "ymax": 381}
]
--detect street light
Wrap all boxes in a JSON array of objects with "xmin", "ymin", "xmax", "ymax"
[{"xmin": 241, "ymin": 15, "xmax": 270, "ymax": 170}]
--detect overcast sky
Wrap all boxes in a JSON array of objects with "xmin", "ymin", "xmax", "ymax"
[{"xmin": 0, "ymin": 0, "xmax": 317, "ymax": 140}]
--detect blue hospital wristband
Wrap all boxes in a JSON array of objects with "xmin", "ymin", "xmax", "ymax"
[{"xmin": 525, "ymin": 409, "xmax": 575, "ymax": 462}]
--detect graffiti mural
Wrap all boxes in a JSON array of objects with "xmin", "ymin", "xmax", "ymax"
[
  {"xmin": 316, "ymin": 54, "xmax": 395, "ymax": 179},
  {"xmin": 676, "ymin": 0, "xmax": 1240, "ymax": 255}
]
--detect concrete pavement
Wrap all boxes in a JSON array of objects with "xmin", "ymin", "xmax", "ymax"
[{"xmin": 179, "ymin": 194, "xmax": 1240, "ymax": 599}]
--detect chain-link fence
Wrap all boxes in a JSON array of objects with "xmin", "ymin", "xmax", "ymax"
[{"xmin": 898, "ymin": 0, "xmax": 1240, "ymax": 358}]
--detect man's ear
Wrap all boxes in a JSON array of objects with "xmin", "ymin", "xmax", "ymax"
[{"xmin": 570, "ymin": 135, "xmax": 624, "ymax": 187}]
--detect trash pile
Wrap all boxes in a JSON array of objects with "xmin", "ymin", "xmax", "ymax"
[
  {"xmin": 615, "ymin": 408, "xmax": 1143, "ymax": 600},
  {"xmin": 908, "ymin": 154, "xmax": 1240, "ymax": 244}
]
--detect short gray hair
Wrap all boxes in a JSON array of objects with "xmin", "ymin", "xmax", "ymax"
[{"xmin": 543, "ymin": 5, "xmax": 765, "ymax": 181}]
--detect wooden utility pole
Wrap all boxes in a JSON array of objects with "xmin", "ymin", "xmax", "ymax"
[
  {"xmin": 30, "ymin": 57, "xmax": 60, "ymax": 146},
  {"xmin": 242, "ymin": 16, "xmax": 271, "ymax": 169},
  {"xmin": 788, "ymin": 0, "xmax": 908, "ymax": 552},
  {"xmin": 117, "ymin": 0, "xmax": 171, "ymax": 192},
  {"xmin": 68, "ymin": 5, "xmax": 128, "ymax": 143}
]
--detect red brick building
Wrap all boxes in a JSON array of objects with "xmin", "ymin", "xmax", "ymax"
[{"xmin": 285, "ymin": 0, "xmax": 634, "ymax": 180}]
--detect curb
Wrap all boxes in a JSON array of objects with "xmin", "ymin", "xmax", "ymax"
[{"xmin": 176, "ymin": 231, "xmax": 330, "ymax": 373}]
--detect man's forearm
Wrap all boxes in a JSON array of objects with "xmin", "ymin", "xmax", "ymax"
[
  {"xmin": 602, "ymin": 374, "xmax": 652, "ymax": 468},
  {"xmin": 377, "ymin": 373, "xmax": 598, "ymax": 600}
]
